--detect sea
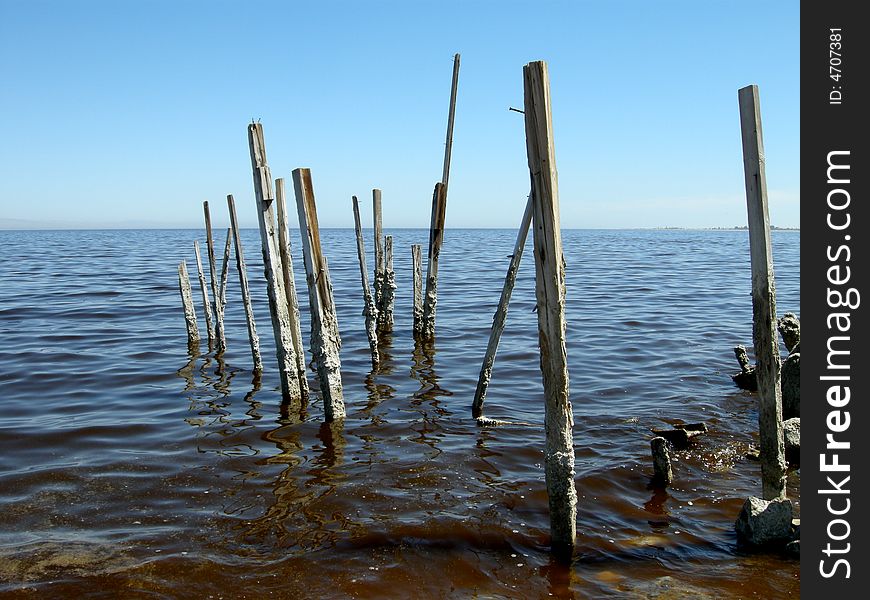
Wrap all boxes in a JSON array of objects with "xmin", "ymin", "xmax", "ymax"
[{"xmin": 0, "ymin": 228, "xmax": 800, "ymax": 598}]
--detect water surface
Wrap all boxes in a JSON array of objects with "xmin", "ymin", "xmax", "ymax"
[{"xmin": 0, "ymin": 228, "xmax": 800, "ymax": 598}]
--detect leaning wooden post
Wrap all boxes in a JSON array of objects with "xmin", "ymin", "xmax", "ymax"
[
  {"xmin": 193, "ymin": 241, "xmax": 215, "ymax": 346},
  {"xmin": 275, "ymin": 178, "xmax": 310, "ymax": 399},
  {"xmin": 412, "ymin": 244, "xmax": 423, "ymax": 336},
  {"xmin": 247, "ymin": 122, "xmax": 302, "ymax": 400},
  {"xmin": 372, "ymin": 189, "xmax": 386, "ymax": 330},
  {"xmin": 177, "ymin": 260, "xmax": 200, "ymax": 346},
  {"xmin": 203, "ymin": 201, "xmax": 227, "ymax": 352},
  {"xmin": 524, "ymin": 60, "xmax": 577, "ymax": 558},
  {"xmin": 738, "ymin": 84, "xmax": 786, "ymax": 501},
  {"xmin": 292, "ymin": 168, "xmax": 345, "ymax": 420},
  {"xmin": 421, "ymin": 182, "xmax": 447, "ymax": 338},
  {"xmin": 472, "ymin": 194, "xmax": 533, "ymax": 418},
  {"xmin": 227, "ymin": 194, "xmax": 263, "ymax": 372},
  {"xmin": 381, "ymin": 235, "xmax": 396, "ymax": 332},
  {"xmin": 352, "ymin": 196, "xmax": 379, "ymax": 367},
  {"xmin": 441, "ymin": 53, "xmax": 461, "ymax": 189},
  {"xmin": 218, "ymin": 229, "xmax": 231, "ymax": 307}
]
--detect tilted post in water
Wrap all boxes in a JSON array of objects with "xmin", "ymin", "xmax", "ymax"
[
  {"xmin": 292, "ymin": 168, "xmax": 345, "ymax": 420},
  {"xmin": 247, "ymin": 122, "xmax": 302, "ymax": 399},
  {"xmin": 275, "ymin": 178, "xmax": 310, "ymax": 399},
  {"xmin": 177, "ymin": 260, "xmax": 200, "ymax": 346},
  {"xmin": 227, "ymin": 194, "xmax": 263, "ymax": 372},
  {"xmin": 193, "ymin": 240, "xmax": 215, "ymax": 346},
  {"xmin": 203, "ymin": 201, "xmax": 227, "ymax": 352},
  {"xmin": 352, "ymin": 195, "xmax": 379, "ymax": 367},
  {"xmin": 523, "ymin": 60, "xmax": 577, "ymax": 558},
  {"xmin": 441, "ymin": 53, "xmax": 461, "ymax": 189},
  {"xmin": 381, "ymin": 236, "xmax": 396, "ymax": 332},
  {"xmin": 412, "ymin": 244, "xmax": 423, "ymax": 336},
  {"xmin": 219, "ymin": 229, "xmax": 231, "ymax": 308},
  {"xmin": 472, "ymin": 194, "xmax": 534, "ymax": 419},
  {"xmin": 738, "ymin": 84, "xmax": 786, "ymax": 501},
  {"xmin": 421, "ymin": 182, "xmax": 447, "ymax": 338}
]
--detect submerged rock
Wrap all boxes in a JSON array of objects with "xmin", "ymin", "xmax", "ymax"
[
  {"xmin": 783, "ymin": 418, "xmax": 800, "ymax": 465},
  {"xmin": 735, "ymin": 496, "xmax": 794, "ymax": 547},
  {"xmin": 650, "ymin": 423, "xmax": 707, "ymax": 449}
]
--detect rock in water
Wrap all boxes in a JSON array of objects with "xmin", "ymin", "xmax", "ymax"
[
  {"xmin": 777, "ymin": 313, "xmax": 801, "ymax": 353},
  {"xmin": 783, "ymin": 418, "xmax": 800, "ymax": 465},
  {"xmin": 781, "ymin": 352, "xmax": 800, "ymax": 419},
  {"xmin": 735, "ymin": 497, "xmax": 794, "ymax": 546}
]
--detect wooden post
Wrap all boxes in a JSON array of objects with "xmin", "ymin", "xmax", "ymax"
[
  {"xmin": 219, "ymin": 229, "xmax": 231, "ymax": 309},
  {"xmin": 177, "ymin": 260, "xmax": 200, "ymax": 345},
  {"xmin": 275, "ymin": 178, "xmax": 310, "ymax": 399},
  {"xmin": 247, "ymin": 122, "xmax": 302, "ymax": 400},
  {"xmin": 738, "ymin": 84, "xmax": 786, "ymax": 501},
  {"xmin": 193, "ymin": 241, "xmax": 214, "ymax": 346},
  {"xmin": 412, "ymin": 244, "xmax": 423, "ymax": 336},
  {"xmin": 352, "ymin": 196, "xmax": 380, "ymax": 367},
  {"xmin": 292, "ymin": 168, "xmax": 345, "ymax": 420},
  {"xmin": 472, "ymin": 194, "xmax": 533, "ymax": 418},
  {"xmin": 381, "ymin": 235, "xmax": 395, "ymax": 332},
  {"xmin": 203, "ymin": 201, "xmax": 227, "ymax": 352},
  {"xmin": 227, "ymin": 194, "xmax": 263, "ymax": 372},
  {"xmin": 441, "ymin": 53, "xmax": 461, "ymax": 189},
  {"xmin": 421, "ymin": 182, "xmax": 447, "ymax": 338},
  {"xmin": 650, "ymin": 437, "xmax": 673, "ymax": 485},
  {"xmin": 372, "ymin": 188, "xmax": 386, "ymax": 330},
  {"xmin": 523, "ymin": 60, "xmax": 577, "ymax": 558}
]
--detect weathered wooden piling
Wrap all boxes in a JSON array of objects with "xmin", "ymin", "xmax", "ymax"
[
  {"xmin": 472, "ymin": 194, "xmax": 533, "ymax": 418},
  {"xmin": 523, "ymin": 60, "xmax": 577, "ymax": 557},
  {"xmin": 372, "ymin": 189, "xmax": 384, "ymax": 317},
  {"xmin": 193, "ymin": 241, "xmax": 215, "ymax": 346},
  {"xmin": 650, "ymin": 437, "xmax": 673, "ymax": 485},
  {"xmin": 227, "ymin": 194, "xmax": 263, "ymax": 372},
  {"xmin": 441, "ymin": 53, "xmax": 461, "ymax": 189},
  {"xmin": 203, "ymin": 201, "xmax": 227, "ymax": 352},
  {"xmin": 412, "ymin": 244, "xmax": 423, "ymax": 336},
  {"xmin": 738, "ymin": 84, "xmax": 786, "ymax": 501},
  {"xmin": 421, "ymin": 182, "xmax": 447, "ymax": 339},
  {"xmin": 292, "ymin": 168, "xmax": 345, "ymax": 420},
  {"xmin": 352, "ymin": 195, "xmax": 379, "ymax": 367},
  {"xmin": 177, "ymin": 260, "xmax": 200, "ymax": 345},
  {"xmin": 219, "ymin": 228, "xmax": 231, "ymax": 308},
  {"xmin": 247, "ymin": 122, "xmax": 302, "ymax": 400},
  {"xmin": 275, "ymin": 178, "xmax": 310, "ymax": 399},
  {"xmin": 381, "ymin": 236, "xmax": 396, "ymax": 332}
]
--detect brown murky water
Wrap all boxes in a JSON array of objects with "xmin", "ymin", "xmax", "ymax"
[{"xmin": 0, "ymin": 228, "xmax": 799, "ymax": 597}]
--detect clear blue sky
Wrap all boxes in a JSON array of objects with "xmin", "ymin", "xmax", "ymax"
[{"xmin": 0, "ymin": 0, "xmax": 799, "ymax": 229}]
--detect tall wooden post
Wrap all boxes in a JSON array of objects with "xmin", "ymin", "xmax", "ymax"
[
  {"xmin": 422, "ymin": 182, "xmax": 447, "ymax": 338},
  {"xmin": 227, "ymin": 194, "xmax": 263, "ymax": 372},
  {"xmin": 738, "ymin": 84, "xmax": 786, "ymax": 501},
  {"xmin": 247, "ymin": 122, "xmax": 302, "ymax": 400},
  {"xmin": 372, "ymin": 188, "xmax": 384, "ymax": 316},
  {"xmin": 523, "ymin": 60, "xmax": 577, "ymax": 558},
  {"xmin": 472, "ymin": 194, "xmax": 533, "ymax": 418},
  {"xmin": 292, "ymin": 168, "xmax": 345, "ymax": 421},
  {"xmin": 218, "ymin": 229, "xmax": 231, "ymax": 309},
  {"xmin": 193, "ymin": 241, "xmax": 214, "ymax": 346},
  {"xmin": 352, "ymin": 196, "xmax": 379, "ymax": 367},
  {"xmin": 203, "ymin": 201, "xmax": 226, "ymax": 352},
  {"xmin": 276, "ymin": 178, "xmax": 310, "ymax": 399},
  {"xmin": 177, "ymin": 260, "xmax": 200, "ymax": 346},
  {"xmin": 441, "ymin": 53, "xmax": 461, "ymax": 189},
  {"xmin": 412, "ymin": 244, "xmax": 423, "ymax": 336}
]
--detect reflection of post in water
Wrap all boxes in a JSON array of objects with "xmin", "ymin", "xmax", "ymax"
[
  {"xmin": 364, "ymin": 330, "xmax": 396, "ymax": 411},
  {"xmin": 541, "ymin": 556, "xmax": 577, "ymax": 600},
  {"xmin": 242, "ymin": 372, "xmax": 263, "ymax": 422},
  {"xmin": 410, "ymin": 336, "xmax": 453, "ymax": 410},
  {"xmin": 176, "ymin": 342, "xmax": 202, "ymax": 393}
]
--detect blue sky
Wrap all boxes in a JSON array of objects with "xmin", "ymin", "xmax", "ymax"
[{"xmin": 0, "ymin": 0, "xmax": 799, "ymax": 229}]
